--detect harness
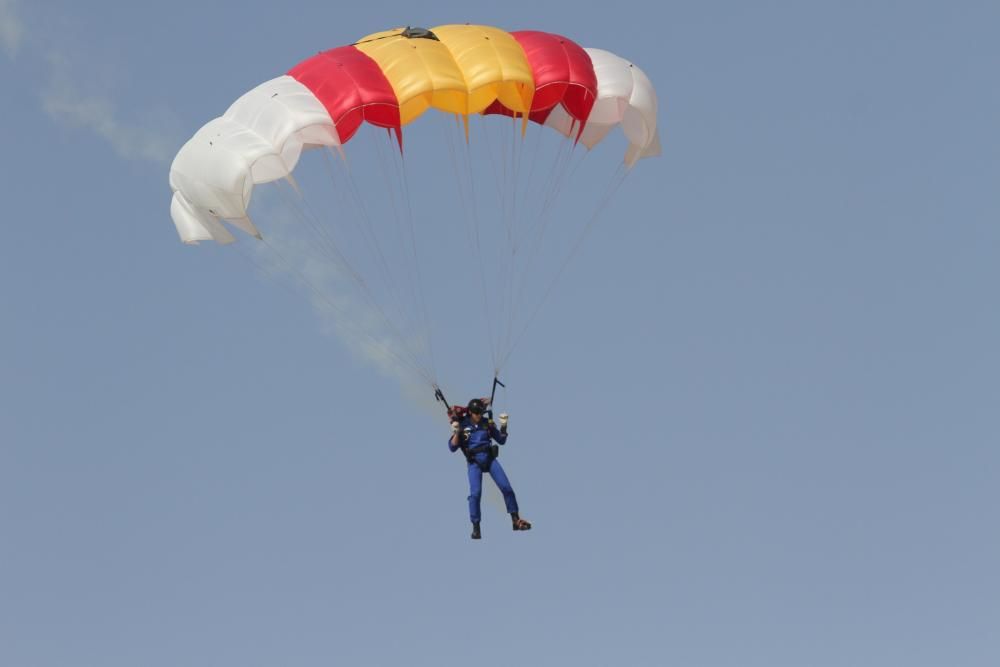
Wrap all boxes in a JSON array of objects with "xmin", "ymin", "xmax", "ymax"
[{"xmin": 459, "ymin": 424, "xmax": 500, "ymax": 471}]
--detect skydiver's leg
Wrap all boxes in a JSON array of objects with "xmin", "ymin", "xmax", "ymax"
[
  {"xmin": 488, "ymin": 459, "xmax": 519, "ymax": 515},
  {"xmin": 467, "ymin": 463, "xmax": 483, "ymax": 525},
  {"xmin": 489, "ymin": 460, "xmax": 531, "ymax": 530}
]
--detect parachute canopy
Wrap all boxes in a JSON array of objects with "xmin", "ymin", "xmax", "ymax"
[{"xmin": 169, "ymin": 24, "xmax": 660, "ymax": 245}]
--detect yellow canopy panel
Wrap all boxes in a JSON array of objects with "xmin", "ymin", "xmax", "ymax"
[{"xmin": 355, "ymin": 24, "xmax": 535, "ymax": 125}]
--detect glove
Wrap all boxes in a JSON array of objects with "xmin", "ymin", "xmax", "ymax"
[
  {"xmin": 499, "ymin": 413, "xmax": 508, "ymax": 429},
  {"xmin": 451, "ymin": 421, "xmax": 460, "ymax": 435}
]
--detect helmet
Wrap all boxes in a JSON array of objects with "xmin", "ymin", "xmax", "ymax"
[{"xmin": 467, "ymin": 398, "xmax": 485, "ymax": 415}]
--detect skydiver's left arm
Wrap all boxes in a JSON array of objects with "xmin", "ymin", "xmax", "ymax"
[{"xmin": 490, "ymin": 421, "xmax": 508, "ymax": 445}]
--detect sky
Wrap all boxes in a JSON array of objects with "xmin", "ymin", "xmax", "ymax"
[{"xmin": 2, "ymin": 1, "xmax": 999, "ymax": 665}]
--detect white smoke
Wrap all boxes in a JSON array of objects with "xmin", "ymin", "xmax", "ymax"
[
  {"xmin": 238, "ymin": 199, "xmax": 442, "ymax": 416},
  {"xmin": 0, "ymin": 0, "xmax": 23, "ymax": 58},
  {"xmin": 41, "ymin": 53, "xmax": 180, "ymax": 164},
  {"xmin": 6, "ymin": 3, "xmax": 180, "ymax": 165}
]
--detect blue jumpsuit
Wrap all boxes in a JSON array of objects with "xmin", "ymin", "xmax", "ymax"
[{"xmin": 448, "ymin": 417, "xmax": 519, "ymax": 523}]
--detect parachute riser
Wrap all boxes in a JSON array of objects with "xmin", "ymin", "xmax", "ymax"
[
  {"xmin": 433, "ymin": 376, "xmax": 504, "ymax": 421},
  {"xmin": 434, "ymin": 386, "xmax": 451, "ymax": 413},
  {"xmin": 487, "ymin": 375, "xmax": 505, "ymax": 421}
]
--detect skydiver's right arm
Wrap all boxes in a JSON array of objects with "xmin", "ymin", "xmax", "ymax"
[{"xmin": 448, "ymin": 421, "xmax": 463, "ymax": 452}]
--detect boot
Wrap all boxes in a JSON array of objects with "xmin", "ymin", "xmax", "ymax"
[
  {"xmin": 511, "ymin": 512, "xmax": 532, "ymax": 531},
  {"xmin": 471, "ymin": 522, "xmax": 481, "ymax": 540}
]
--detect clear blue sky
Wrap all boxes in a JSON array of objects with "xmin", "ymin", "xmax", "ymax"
[{"xmin": 2, "ymin": 1, "xmax": 999, "ymax": 665}]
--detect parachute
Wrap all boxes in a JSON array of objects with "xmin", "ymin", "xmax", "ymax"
[{"xmin": 168, "ymin": 24, "xmax": 660, "ymax": 393}]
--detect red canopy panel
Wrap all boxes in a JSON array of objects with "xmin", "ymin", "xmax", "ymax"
[
  {"xmin": 288, "ymin": 46, "xmax": 402, "ymax": 147},
  {"xmin": 484, "ymin": 31, "xmax": 597, "ymax": 137}
]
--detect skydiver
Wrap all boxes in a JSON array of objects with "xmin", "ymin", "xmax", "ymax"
[{"xmin": 449, "ymin": 397, "xmax": 532, "ymax": 539}]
